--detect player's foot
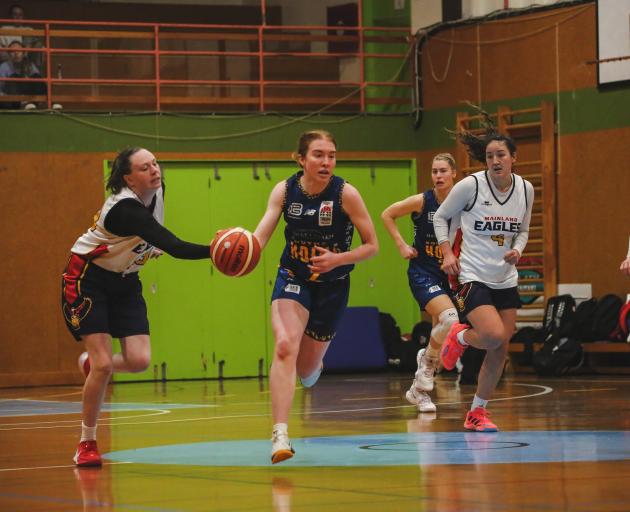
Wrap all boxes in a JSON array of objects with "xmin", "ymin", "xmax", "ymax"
[
  {"xmin": 414, "ymin": 348, "xmax": 438, "ymax": 391},
  {"xmin": 271, "ymin": 430, "xmax": 294, "ymax": 464},
  {"xmin": 440, "ymin": 323, "xmax": 469, "ymax": 370},
  {"xmin": 300, "ymin": 364, "xmax": 323, "ymax": 388},
  {"xmin": 78, "ymin": 352, "xmax": 90, "ymax": 378},
  {"xmin": 405, "ymin": 384, "xmax": 437, "ymax": 412},
  {"xmin": 73, "ymin": 440, "xmax": 102, "ymax": 467},
  {"xmin": 464, "ymin": 407, "xmax": 498, "ymax": 432}
]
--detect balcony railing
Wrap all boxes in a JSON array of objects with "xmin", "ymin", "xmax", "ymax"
[{"xmin": 0, "ymin": 18, "xmax": 412, "ymax": 113}]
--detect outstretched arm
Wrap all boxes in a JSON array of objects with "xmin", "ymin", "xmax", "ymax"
[
  {"xmin": 253, "ymin": 181, "xmax": 285, "ymax": 249},
  {"xmin": 105, "ymin": 199, "xmax": 210, "ymax": 259},
  {"xmin": 381, "ymin": 194, "xmax": 423, "ymax": 260},
  {"xmin": 309, "ymin": 183, "xmax": 378, "ymax": 274}
]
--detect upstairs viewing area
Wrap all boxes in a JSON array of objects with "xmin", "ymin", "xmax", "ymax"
[{"xmin": 0, "ymin": 16, "xmax": 412, "ymax": 113}]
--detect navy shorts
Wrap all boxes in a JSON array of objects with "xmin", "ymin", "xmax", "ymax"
[
  {"xmin": 271, "ymin": 267, "xmax": 350, "ymax": 341},
  {"xmin": 61, "ymin": 254, "xmax": 149, "ymax": 342},
  {"xmin": 408, "ymin": 268, "xmax": 452, "ymax": 310},
  {"xmin": 452, "ymin": 281, "xmax": 521, "ymax": 320}
]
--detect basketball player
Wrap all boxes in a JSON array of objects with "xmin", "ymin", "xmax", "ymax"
[
  {"xmin": 381, "ymin": 153, "xmax": 459, "ymax": 413},
  {"xmin": 253, "ymin": 130, "xmax": 378, "ymax": 464},
  {"xmin": 61, "ymin": 147, "xmax": 211, "ymax": 466},
  {"xmin": 435, "ymin": 131, "xmax": 534, "ymax": 432}
]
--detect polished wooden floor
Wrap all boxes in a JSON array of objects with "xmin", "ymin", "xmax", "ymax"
[{"xmin": 1, "ymin": 372, "xmax": 629, "ymax": 512}]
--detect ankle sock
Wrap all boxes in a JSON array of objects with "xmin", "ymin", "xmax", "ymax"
[
  {"xmin": 471, "ymin": 395, "xmax": 488, "ymax": 411},
  {"xmin": 80, "ymin": 422, "xmax": 97, "ymax": 442}
]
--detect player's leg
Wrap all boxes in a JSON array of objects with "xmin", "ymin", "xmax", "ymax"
[
  {"xmin": 270, "ymin": 298, "xmax": 308, "ymax": 463},
  {"xmin": 460, "ymin": 304, "xmax": 512, "ymax": 432},
  {"xmin": 116, "ymin": 335, "xmax": 151, "ymax": 373},
  {"xmin": 75, "ymin": 332, "xmax": 113, "ymax": 466},
  {"xmin": 295, "ymin": 277, "xmax": 349, "ymax": 388}
]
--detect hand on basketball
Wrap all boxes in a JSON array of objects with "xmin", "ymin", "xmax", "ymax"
[
  {"xmin": 504, "ymin": 249, "xmax": 521, "ymax": 265},
  {"xmin": 309, "ymin": 246, "xmax": 339, "ymax": 274},
  {"xmin": 398, "ymin": 243, "xmax": 418, "ymax": 260},
  {"xmin": 440, "ymin": 253, "xmax": 460, "ymax": 275}
]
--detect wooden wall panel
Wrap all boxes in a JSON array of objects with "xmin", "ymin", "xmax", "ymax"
[
  {"xmin": 0, "ymin": 153, "xmax": 109, "ymax": 387},
  {"xmin": 557, "ymin": 128, "xmax": 630, "ymax": 297},
  {"xmin": 421, "ymin": 4, "xmax": 596, "ymax": 109}
]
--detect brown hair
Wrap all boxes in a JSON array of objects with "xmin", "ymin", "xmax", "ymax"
[
  {"xmin": 292, "ymin": 130, "xmax": 337, "ymax": 163},
  {"xmin": 433, "ymin": 152, "xmax": 457, "ymax": 170}
]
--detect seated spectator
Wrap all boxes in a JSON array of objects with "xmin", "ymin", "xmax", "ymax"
[
  {"xmin": 0, "ymin": 40, "xmax": 46, "ymax": 109},
  {"xmin": 0, "ymin": 4, "xmax": 43, "ymax": 71}
]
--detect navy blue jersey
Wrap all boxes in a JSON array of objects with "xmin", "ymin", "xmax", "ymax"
[
  {"xmin": 279, "ymin": 171, "xmax": 354, "ymax": 282},
  {"xmin": 409, "ymin": 189, "xmax": 444, "ymax": 280}
]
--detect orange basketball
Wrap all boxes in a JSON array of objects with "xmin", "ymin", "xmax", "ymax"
[{"xmin": 210, "ymin": 227, "xmax": 261, "ymax": 277}]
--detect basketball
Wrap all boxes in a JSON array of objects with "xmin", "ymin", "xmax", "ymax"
[{"xmin": 210, "ymin": 227, "xmax": 261, "ymax": 277}]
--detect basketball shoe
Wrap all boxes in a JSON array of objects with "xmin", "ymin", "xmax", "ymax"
[
  {"xmin": 300, "ymin": 364, "xmax": 323, "ymax": 388},
  {"xmin": 78, "ymin": 352, "xmax": 90, "ymax": 378},
  {"xmin": 464, "ymin": 407, "xmax": 498, "ymax": 432},
  {"xmin": 440, "ymin": 323, "xmax": 470, "ymax": 370},
  {"xmin": 414, "ymin": 348, "xmax": 438, "ymax": 391},
  {"xmin": 73, "ymin": 440, "xmax": 102, "ymax": 467},
  {"xmin": 405, "ymin": 384, "xmax": 437, "ymax": 413},
  {"xmin": 271, "ymin": 430, "xmax": 294, "ymax": 464}
]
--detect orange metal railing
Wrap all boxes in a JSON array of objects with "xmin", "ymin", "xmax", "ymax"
[{"xmin": 0, "ymin": 18, "xmax": 412, "ymax": 113}]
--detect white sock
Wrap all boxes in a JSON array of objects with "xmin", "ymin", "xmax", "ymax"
[
  {"xmin": 456, "ymin": 329, "xmax": 469, "ymax": 346},
  {"xmin": 80, "ymin": 422, "xmax": 97, "ymax": 442},
  {"xmin": 273, "ymin": 423, "xmax": 288, "ymax": 434},
  {"xmin": 471, "ymin": 395, "xmax": 488, "ymax": 411}
]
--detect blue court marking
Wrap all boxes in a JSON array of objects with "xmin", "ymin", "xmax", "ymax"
[
  {"xmin": 0, "ymin": 399, "xmax": 216, "ymax": 417},
  {"xmin": 105, "ymin": 430, "xmax": 630, "ymax": 467}
]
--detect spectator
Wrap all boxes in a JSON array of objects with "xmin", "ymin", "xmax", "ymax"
[
  {"xmin": 0, "ymin": 40, "xmax": 45, "ymax": 109},
  {"xmin": 0, "ymin": 4, "xmax": 43, "ymax": 70}
]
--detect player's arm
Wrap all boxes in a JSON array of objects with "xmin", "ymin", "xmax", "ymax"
[
  {"xmin": 253, "ymin": 181, "xmax": 285, "ymax": 250},
  {"xmin": 381, "ymin": 194, "xmax": 423, "ymax": 260},
  {"xmin": 309, "ymin": 183, "xmax": 378, "ymax": 274},
  {"xmin": 434, "ymin": 177, "xmax": 476, "ymax": 275},
  {"xmin": 105, "ymin": 199, "xmax": 210, "ymax": 259},
  {"xmin": 505, "ymin": 180, "xmax": 535, "ymax": 265}
]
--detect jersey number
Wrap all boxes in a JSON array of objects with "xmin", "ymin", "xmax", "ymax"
[{"xmin": 491, "ymin": 234, "xmax": 505, "ymax": 246}]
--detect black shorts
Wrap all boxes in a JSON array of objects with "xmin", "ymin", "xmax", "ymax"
[
  {"xmin": 452, "ymin": 281, "xmax": 521, "ymax": 320},
  {"xmin": 61, "ymin": 254, "xmax": 149, "ymax": 342},
  {"xmin": 270, "ymin": 267, "xmax": 350, "ymax": 341}
]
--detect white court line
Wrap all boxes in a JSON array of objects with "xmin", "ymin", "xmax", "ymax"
[
  {"xmin": 0, "ymin": 461, "xmax": 132, "ymax": 472},
  {"xmin": 0, "ymin": 409, "xmax": 171, "ymax": 429},
  {"xmin": 0, "ymin": 383, "xmax": 553, "ymax": 431}
]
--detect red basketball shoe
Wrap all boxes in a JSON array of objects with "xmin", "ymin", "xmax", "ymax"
[
  {"xmin": 440, "ymin": 322, "xmax": 469, "ymax": 370},
  {"xmin": 73, "ymin": 440, "xmax": 102, "ymax": 467},
  {"xmin": 78, "ymin": 352, "xmax": 90, "ymax": 378},
  {"xmin": 464, "ymin": 407, "xmax": 498, "ymax": 432}
]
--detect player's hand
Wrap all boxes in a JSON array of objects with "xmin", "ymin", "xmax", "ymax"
[
  {"xmin": 440, "ymin": 253, "xmax": 460, "ymax": 275},
  {"xmin": 308, "ymin": 246, "xmax": 339, "ymax": 274},
  {"xmin": 398, "ymin": 243, "xmax": 418, "ymax": 260},
  {"xmin": 504, "ymin": 249, "xmax": 521, "ymax": 265},
  {"xmin": 620, "ymin": 257, "xmax": 630, "ymax": 277},
  {"xmin": 150, "ymin": 249, "xmax": 164, "ymax": 259}
]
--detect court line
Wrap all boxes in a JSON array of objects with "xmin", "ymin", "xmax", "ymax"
[
  {"xmin": 0, "ymin": 383, "xmax": 553, "ymax": 431},
  {"xmin": 0, "ymin": 409, "xmax": 171, "ymax": 429},
  {"xmin": 0, "ymin": 461, "xmax": 132, "ymax": 472}
]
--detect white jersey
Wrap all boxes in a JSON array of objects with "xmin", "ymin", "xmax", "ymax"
[
  {"xmin": 458, "ymin": 171, "xmax": 531, "ymax": 289},
  {"xmin": 71, "ymin": 187, "xmax": 164, "ymax": 275}
]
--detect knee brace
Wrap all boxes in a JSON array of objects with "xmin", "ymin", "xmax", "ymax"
[{"xmin": 431, "ymin": 308, "xmax": 459, "ymax": 344}]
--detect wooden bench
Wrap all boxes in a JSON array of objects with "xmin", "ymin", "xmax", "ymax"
[{"xmin": 508, "ymin": 341, "xmax": 630, "ymax": 374}]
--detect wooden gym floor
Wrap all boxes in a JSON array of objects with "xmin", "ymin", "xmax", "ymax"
[{"xmin": 1, "ymin": 372, "xmax": 629, "ymax": 512}]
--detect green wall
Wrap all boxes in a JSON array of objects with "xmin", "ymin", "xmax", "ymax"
[
  {"xmin": 1, "ymin": 83, "xmax": 628, "ymax": 154},
  {"xmin": 114, "ymin": 159, "xmax": 418, "ymax": 382}
]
